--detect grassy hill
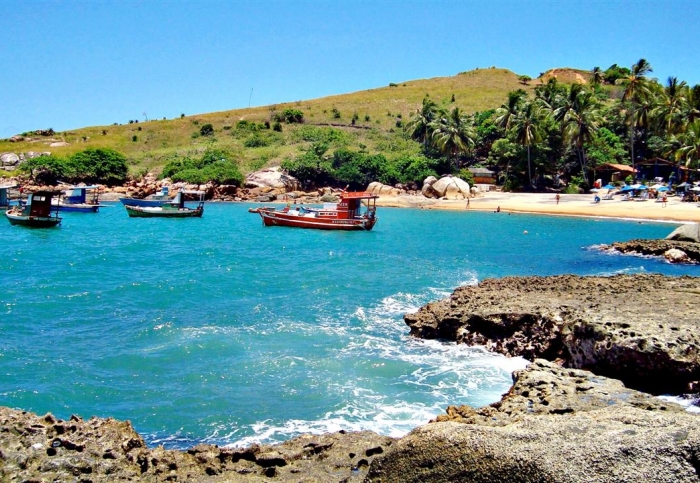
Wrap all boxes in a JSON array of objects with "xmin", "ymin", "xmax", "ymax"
[{"xmin": 2, "ymin": 67, "xmax": 546, "ymax": 177}]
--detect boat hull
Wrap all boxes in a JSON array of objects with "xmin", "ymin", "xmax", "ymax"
[
  {"xmin": 259, "ymin": 210, "xmax": 376, "ymax": 230},
  {"xmin": 56, "ymin": 203, "xmax": 101, "ymax": 213},
  {"xmin": 125, "ymin": 205, "xmax": 203, "ymax": 218},
  {"xmin": 119, "ymin": 198, "xmax": 169, "ymax": 208},
  {"xmin": 5, "ymin": 212, "xmax": 61, "ymax": 227}
]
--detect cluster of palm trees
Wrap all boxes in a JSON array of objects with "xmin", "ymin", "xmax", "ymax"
[{"xmin": 406, "ymin": 59, "xmax": 700, "ymax": 189}]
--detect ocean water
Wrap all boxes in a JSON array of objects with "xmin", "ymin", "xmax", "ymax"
[{"xmin": 1, "ymin": 202, "xmax": 698, "ymax": 449}]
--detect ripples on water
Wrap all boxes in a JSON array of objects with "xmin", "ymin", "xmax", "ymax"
[{"xmin": 1, "ymin": 203, "xmax": 697, "ymax": 448}]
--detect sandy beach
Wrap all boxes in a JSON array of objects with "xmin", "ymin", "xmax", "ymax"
[{"xmin": 374, "ymin": 191, "xmax": 700, "ymax": 224}]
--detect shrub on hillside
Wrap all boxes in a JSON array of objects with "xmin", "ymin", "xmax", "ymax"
[
  {"xmin": 274, "ymin": 109, "xmax": 304, "ymax": 124},
  {"xmin": 200, "ymin": 123, "xmax": 214, "ymax": 136},
  {"xmin": 161, "ymin": 148, "xmax": 243, "ymax": 186},
  {"xmin": 19, "ymin": 148, "xmax": 129, "ymax": 186}
]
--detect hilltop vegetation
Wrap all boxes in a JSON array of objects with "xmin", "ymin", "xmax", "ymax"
[
  {"xmin": 4, "ymin": 62, "xmax": 700, "ymax": 192},
  {"xmin": 1, "ymin": 68, "xmax": 529, "ymax": 178}
]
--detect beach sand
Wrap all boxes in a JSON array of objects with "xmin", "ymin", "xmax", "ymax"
[{"xmin": 374, "ymin": 191, "xmax": 700, "ymax": 223}]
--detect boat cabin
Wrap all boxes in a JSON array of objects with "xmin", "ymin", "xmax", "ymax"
[
  {"xmin": 21, "ymin": 191, "xmax": 61, "ymax": 217},
  {"xmin": 63, "ymin": 185, "xmax": 100, "ymax": 205},
  {"xmin": 0, "ymin": 184, "xmax": 15, "ymax": 209}
]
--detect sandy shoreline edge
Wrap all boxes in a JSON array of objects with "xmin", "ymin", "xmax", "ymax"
[{"xmin": 373, "ymin": 191, "xmax": 700, "ymax": 224}]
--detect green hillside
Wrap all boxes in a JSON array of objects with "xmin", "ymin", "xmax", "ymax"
[{"xmin": 1, "ymin": 67, "xmax": 534, "ymax": 176}]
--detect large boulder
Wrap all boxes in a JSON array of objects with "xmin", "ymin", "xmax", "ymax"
[
  {"xmin": 367, "ymin": 360, "xmax": 700, "ymax": 483},
  {"xmin": 421, "ymin": 176, "xmax": 439, "ymax": 198},
  {"xmin": 245, "ymin": 167, "xmax": 298, "ymax": 191},
  {"xmin": 667, "ymin": 223, "xmax": 700, "ymax": 242},
  {"xmin": 430, "ymin": 176, "xmax": 470, "ymax": 200},
  {"xmin": 367, "ymin": 181, "xmax": 402, "ymax": 196},
  {"xmin": 0, "ymin": 152, "xmax": 20, "ymax": 168}
]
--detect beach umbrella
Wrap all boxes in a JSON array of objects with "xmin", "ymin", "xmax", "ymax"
[
  {"xmin": 590, "ymin": 188, "xmax": 600, "ymax": 192},
  {"xmin": 691, "ymin": 186, "xmax": 700, "ymax": 192},
  {"xmin": 620, "ymin": 185, "xmax": 634, "ymax": 192},
  {"xmin": 602, "ymin": 184, "xmax": 616, "ymax": 190},
  {"xmin": 657, "ymin": 186, "xmax": 669, "ymax": 192},
  {"xmin": 677, "ymin": 182, "xmax": 689, "ymax": 189},
  {"xmin": 631, "ymin": 184, "xmax": 648, "ymax": 190}
]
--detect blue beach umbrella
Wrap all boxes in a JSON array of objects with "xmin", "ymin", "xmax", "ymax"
[
  {"xmin": 657, "ymin": 186, "xmax": 669, "ymax": 192},
  {"xmin": 602, "ymin": 184, "xmax": 616, "ymax": 190}
]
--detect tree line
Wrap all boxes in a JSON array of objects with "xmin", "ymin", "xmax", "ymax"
[{"xmin": 402, "ymin": 59, "xmax": 700, "ymax": 191}]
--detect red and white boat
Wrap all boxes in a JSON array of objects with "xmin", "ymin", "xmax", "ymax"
[{"xmin": 257, "ymin": 191, "xmax": 378, "ymax": 231}]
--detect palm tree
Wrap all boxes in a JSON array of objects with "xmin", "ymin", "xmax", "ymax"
[
  {"xmin": 511, "ymin": 100, "xmax": 545, "ymax": 187},
  {"xmin": 406, "ymin": 97, "xmax": 438, "ymax": 147},
  {"xmin": 591, "ymin": 66, "xmax": 604, "ymax": 86},
  {"xmin": 554, "ymin": 84, "xmax": 602, "ymax": 183},
  {"xmin": 617, "ymin": 59, "xmax": 653, "ymax": 168},
  {"xmin": 675, "ymin": 120, "xmax": 700, "ymax": 175},
  {"xmin": 653, "ymin": 76, "xmax": 688, "ymax": 135},
  {"xmin": 430, "ymin": 107, "xmax": 476, "ymax": 170},
  {"xmin": 494, "ymin": 90, "xmax": 526, "ymax": 131}
]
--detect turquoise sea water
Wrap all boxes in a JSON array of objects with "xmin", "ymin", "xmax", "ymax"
[{"xmin": 1, "ymin": 202, "xmax": 698, "ymax": 449}]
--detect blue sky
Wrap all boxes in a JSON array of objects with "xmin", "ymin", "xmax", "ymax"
[{"xmin": 1, "ymin": 0, "xmax": 698, "ymax": 138}]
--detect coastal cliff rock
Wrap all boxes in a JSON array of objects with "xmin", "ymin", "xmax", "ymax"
[
  {"xmin": 366, "ymin": 360, "xmax": 700, "ymax": 483},
  {"xmin": 0, "ymin": 406, "xmax": 393, "ymax": 482},
  {"xmin": 404, "ymin": 274, "xmax": 700, "ymax": 394}
]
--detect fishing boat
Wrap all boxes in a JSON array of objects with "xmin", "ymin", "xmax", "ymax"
[
  {"xmin": 257, "ymin": 191, "xmax": 378, "ymax": 230},
  {"xmin": 119, "ymin": 186, "xmax": 172, "ymax": 207},
  {"xmin": 53, "ymin": 185, "xmax": 102, "ymax": 212},
  {"xmin": 124, "ymin": 190, "xmax": 205, "ymax": 218},
  {"xmin": 5, "ymin": 190, "xmax": 62, "ymax": 227}
]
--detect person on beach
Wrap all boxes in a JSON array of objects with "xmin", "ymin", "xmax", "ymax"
[
  {"xmin": 466, "ymin": 198, "xmax": 470, "ymax": 209},
  {"xmin": 555, "ymin": 194, "xmax": 560, "ymax": 205},
  {"xmin": 662, "ymin": 194, "xmax": 667, "ymax": 207}
]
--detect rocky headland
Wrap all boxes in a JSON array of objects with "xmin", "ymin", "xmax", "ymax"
[{"xmin": 3, "ymin": 273, "xmax": 700, "ymax": 482}]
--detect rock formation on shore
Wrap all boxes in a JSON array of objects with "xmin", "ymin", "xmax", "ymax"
[
  {"xmin": 599, "ymin": 223, "xmax": 700, "ymax": 263},
  {"xmin": 367, "ymin": 359, "xmax": 700, "ymax": 483},
  {"xmin": 0, "ymin": 406, "xmax": 393, "ymax": 482},
  {"xmin": 404, "ymin": 274, "xmax": 700, "ymax": 394}
]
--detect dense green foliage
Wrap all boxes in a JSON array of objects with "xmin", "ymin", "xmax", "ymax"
[
  {"xmin": 281, "ymin": 141, "xmax": 445, "ymax": 190},
  {"xmin": 20, "ymin": 148, "xmax": 128, "ymax": 186},
  {"xmin": 160, "ymin": 148, "xmax": 244, "ymax": 185}
]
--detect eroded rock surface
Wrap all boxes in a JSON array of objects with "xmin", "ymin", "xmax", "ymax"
[
  {"xmin": 404, "ymin": 274, "xmax": 700, "ymax": 394},
  {"xmin": 367, "ymin": 361, "xmax": 700, "ymax": 483},
  {"xmin": 606, "ymin": 238, "xmax": 700, "ymax": 263},
  {"xmin": 0, "ymin": 407, "xmax": 393, "ymax": 482}
]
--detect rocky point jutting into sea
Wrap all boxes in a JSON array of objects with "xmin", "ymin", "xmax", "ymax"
[{"xmin": 2, "ymin": 273, "xmax": 700, "ymax": 482}]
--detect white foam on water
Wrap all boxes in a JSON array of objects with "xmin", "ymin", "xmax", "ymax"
[{"xmin": 657, "ymin": 394, "xmax": 700, "ymax": 413}]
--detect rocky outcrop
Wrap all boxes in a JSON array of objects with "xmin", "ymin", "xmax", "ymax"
[
  {"xmin": 366, "ymin": 360, "xmax": 700, "ymax": 483},
  {"xmin": 0, "ymin": 406, "xmax": 393, "ymax": 482},
  {"xmin": 367, "ymin": 181, "xmax": 403, "ymax": 196},
  {"xmin": 404, "ymin": 274, "xmax": 700, "ymax": 394},
  {"xmin": 667, "ymin": 223, "xmax": 700, "ymax": 243},
  {"xmin": 603, "ymin": 238, "xmax": 700, "ymax": 263},
  {"xmin": 244, "ymin": 167, "xmax": 298, "ymax": 191},
  {"xmin": 421, "ymin": 175, "xmax": 470, "ymax": 200}
]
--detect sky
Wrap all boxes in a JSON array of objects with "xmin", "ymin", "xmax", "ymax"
[{"xmin": 1, "ymin": 0, "xmax": 699, "ymax": 138}]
